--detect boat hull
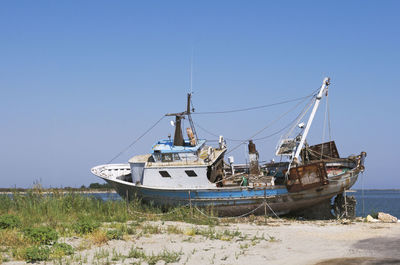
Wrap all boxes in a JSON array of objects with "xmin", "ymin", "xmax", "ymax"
[{"xmin": 93, "ymin": 164, "xmax": 362, "ymax": 217}]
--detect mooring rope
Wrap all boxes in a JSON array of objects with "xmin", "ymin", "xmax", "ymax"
[
  {"xmin": 193, "ymin": 200, "xmax": 282, "ymax": 220},
  {"xmin": 127, "ymin": 203, "xmax": 190, "ymax": 216}
]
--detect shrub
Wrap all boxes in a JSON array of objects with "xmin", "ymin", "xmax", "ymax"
[
  {"xmin": 51, "ymin": 242, "xmax": 74, "ymax": 258},
  {"xmin": 89, "ymin": 230, "xmax": 108, "ymax": 245},
  {"xmin": 106, "ymin": 229, "xmax": 123, "ymax": 240},
  {"xmin": 73, "ymin": 217, "xmax": 100, "ymax": 234},
  {"xmin": 0, "ymin": 214, "xmax": 21, "ymax": 229},
  {"xmin": 24, "ymin": 227, "xmax": 59, "ymax": 245},
  {"xmin": 24, "ymin": 246, "xmax": 50, "ymax": 262}
]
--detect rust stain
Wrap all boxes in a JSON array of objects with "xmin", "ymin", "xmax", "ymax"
[{"xmin": 286, "ymin": 162, "xmax": 328, "ymax": 193}]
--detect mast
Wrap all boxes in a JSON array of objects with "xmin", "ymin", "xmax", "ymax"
[
  {"xmin": 293, "ymin": 77, "xmax": 331, "ymax": 161},
  {"xmin": 165, "ymin": 93, "xmax": 198, "ymax": 146},
  {"xmin": 186, "ymin": 93, "xmax": 198, "ymax": 143},
  {"xmin": 173, "ymin": 115, "xmax": 184, "ymax": 146}
]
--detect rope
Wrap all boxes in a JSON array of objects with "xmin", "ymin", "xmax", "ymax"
[
  {"xmin": 264, "ymin": 200, "xmax": 281, "ymax": 219},
  {"xmin": 107, "ymin": 115, "xmax": 165, "ymax": 163},
  {"xmin": 194, "ymin": 201, "xmax": 266, "ymax": 219},
  {"xmin": 192, "ymin": 91, "xmax": 318, "ymax": 115},
  {"xmin": 306, "ymin": 148, "xmax": 343, "ymax": 161},
  {"xmin": 195, "ymin": 116, "xmax": 299, "ymax": 142},
  {"xmin": 281, "ymin": 97, "xmax": 315, "ymax": 140},
  {"xmin": 327, "ymin": 95, "xmax": 332, "ymax": 141},
  {"xmin": 226, "ymin": 95, "xmax": 312, "ymax": 155},
  {"xmin": 194, "ymin": 200, "xmax": 282, "ymax": 220},
  {"xmin": 127, "ymin": 204, "xmax": 190, "ymax": 216},
  {"xmin": 361, "ymin": 171, "xmax": 365, "ymax": 217}
]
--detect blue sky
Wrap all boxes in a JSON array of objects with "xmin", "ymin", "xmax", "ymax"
[{"xmin": 1, "ymin": 1, "xmax": 399, "ymax": 189}]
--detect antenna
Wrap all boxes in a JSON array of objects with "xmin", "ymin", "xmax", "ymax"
[{"xmin": 190, "ymin": 53, "xmax": 193, "ymax": 94}]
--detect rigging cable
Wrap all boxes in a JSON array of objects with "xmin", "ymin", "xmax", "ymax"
[
  {"xmin": 327, "ymin": 93, "xmax": 332, "ymax": 141},
  {"xmin": 107, "ymin": 115, "xmax": 165, "ymax": 163},
  {"xmin": 195, "ymin": 94, "xmax": 315, "ymax": 142},
  {"xmin": 226, "ymin": 95, "xmax": 312, "ymax": 155},
  {"xmin": 321, "ymin": 95, "xmax": 328, "ymax": 159},
  {"xmin": 192, "ymin": 90, "xmax": 319, "ymax": 115},
  {"xmin": 282, "ymin": 97, "xmax": 315, "ymax": 140}
]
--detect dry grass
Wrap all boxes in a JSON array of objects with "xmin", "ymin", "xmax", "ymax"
[
  {"xmin": 10, "ymin": 247, "xmax": 26, "ymax": 261},
  {"xmin": 0, "ymin": 229, "xmax": 26, "ymax": 247},
  {"xmin": 88, "ymin": 229, "xmax": 109, "ymax": 246},
  {"xmin": 166, "ymin": 225, "xmax": 183, "ymax": 234}
]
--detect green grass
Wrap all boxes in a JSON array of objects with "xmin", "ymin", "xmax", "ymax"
[
  {"xmin": 23, "ymin": 226, "xmax": 59, "ymax": 245},
  {"xmin": 0, "ymin": 214, "xmax": 21, "ymax": 229},
  {"xmin": 127, "ymin": 247, "xmax": 182, "ymax": 265},
  {"xmin": 0, "ymin": 189, "xmax": 218, "ymax": 230},
  {"xmin": 0, "ymin": 188, "xmax": 221, "ymax": 263}
]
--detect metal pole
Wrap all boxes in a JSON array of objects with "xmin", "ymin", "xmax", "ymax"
[
  {"xmin": 126, "ymin": 189, "xmax": 129, "ymax": 213},
  {"xmin": 188, "ymin": 190, "xmax": 193, "ymax": 218},
  {"xmin": 344, "ymin": 190, "xmax": 348, "ymax": 218},
  {"xmin": 294, "ymin": 77, "xmax": 330, "ymax": 160},
  {"xmin": 264, "ymin": 187, "xmax": 267, "ymax": 222}
]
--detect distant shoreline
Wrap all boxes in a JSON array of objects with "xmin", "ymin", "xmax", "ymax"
[
  {"xmin": 0, "ymin": 188, "xmax": 399, "ymax": 195},
  {"xmin": 0, "ymin": 189, "xmax": 117, "ymax": 195}
]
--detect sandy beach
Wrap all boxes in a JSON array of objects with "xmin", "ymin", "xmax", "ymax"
[{"xmin": 4, "ymin": 218, "xmax": 399, "ymax": 265}]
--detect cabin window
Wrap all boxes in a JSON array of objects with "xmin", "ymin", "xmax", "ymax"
[
  {"xmin": 185, "ymin": 170, "xmax": 197, "ymax": 177},
  {"xmin": 173, "ymin": 153, "xmax": 180, "ymax": 160},
  {"xmin": 159, "ymin": 171, "xmax": 172, "ymax": 178},
  {"xmin": 161, "ymin": 153, "xmax": 173, "ymax": 162}
]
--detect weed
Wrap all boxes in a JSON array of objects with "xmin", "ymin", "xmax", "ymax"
[
  {"xmin": 269, "ymin": 235, "xmax": 277, "ymax": 242},
  {"xmin": 370, "ymin": 210, "xmax": 379, "ymax": 219},
  {"xmin": 234, "ymin": 250, "xmax": 246, "ymax": 260},
  {"xmin": 147, "ymin": 249, "xmax": 182, "ymax": 265},
  {"xmin": 126, "ymin": 226, "xmax": 136, "ymax": 235},
  {"xmin": 128, "ymin": 247, "xmax": 146, "ymax": 259},
  {"xmin": 88, "ymin": 229, "xmax": 108, "ymax": 245},
  {"xmin": 240, "ymin": 243, "xmax": 250, "ymax": 249},
  {"xmin": 23, "ymin": 226, "xmax": 59, "ymax": 245},
  {"xmin": 106, "ymin": 229, "xmax": 123, "ymax": 240},
  {"xmin": 111, "ymin": 248, "xmax": 124, "ymax": 261},
  {"xmin": 74, "ymin": 217, "xmax": 100, "ymax": 234},
  {"xmin": 184, "ymin": 227, "xmax": 196, "ymax": 236},
  {"xmin": 94, "ymin": 248, "xmax": 109, "ymax": 260},
  {"xmin": 25, "ymin": 245, "xmax": 50, "ymax": 262},
  {"xmin": 0, "ymin": 214, "xmax": 21, "ymax": 229},
  {"xmin": 194, "ymin": 227, "xmax": 242, "ymax": 241},
  {"xmin": 76, "ymin": 239, "xmax": 91, "ymax": 251},
  {"xmin": 142, "ymin": 224, "xmax": 161, "ymax": 234},
  {"xmin": 51, "ymin": 243, "xmax": 74, "ymax": 259},
  {"xmin": 167, "ymin": 225, "xmax": 183, "ymax": 234},
  {"xmin": 0, "ymin": 229, "xmax": 26, "ymax": 247}
]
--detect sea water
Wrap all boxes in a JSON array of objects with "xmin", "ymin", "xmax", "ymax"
[
  {"xmin": 353, "ymin": 189, "xmax": 400, "ymax": 218},
  {"xmin": 95, "ymin": 189, "xmax": 400, "ymax": 218}
]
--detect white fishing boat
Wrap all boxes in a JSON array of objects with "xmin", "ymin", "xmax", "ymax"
[{"xmin": 91, "ymin": 77, "xmax": 366, "ymax": 217}]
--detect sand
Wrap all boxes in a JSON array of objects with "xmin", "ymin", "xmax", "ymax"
[{"xmin": 4, "ymin": 219, "xmax": 400, "ymax": 265}]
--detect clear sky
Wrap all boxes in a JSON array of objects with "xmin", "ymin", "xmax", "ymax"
[{"xmin": 1, "ymin": 1, "xmax": 399, "ymax": 189}]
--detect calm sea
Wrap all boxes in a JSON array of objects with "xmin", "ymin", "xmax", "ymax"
[{"xmin": 93, "ymin": 189, "xmax": 400, "ymax": 218}]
